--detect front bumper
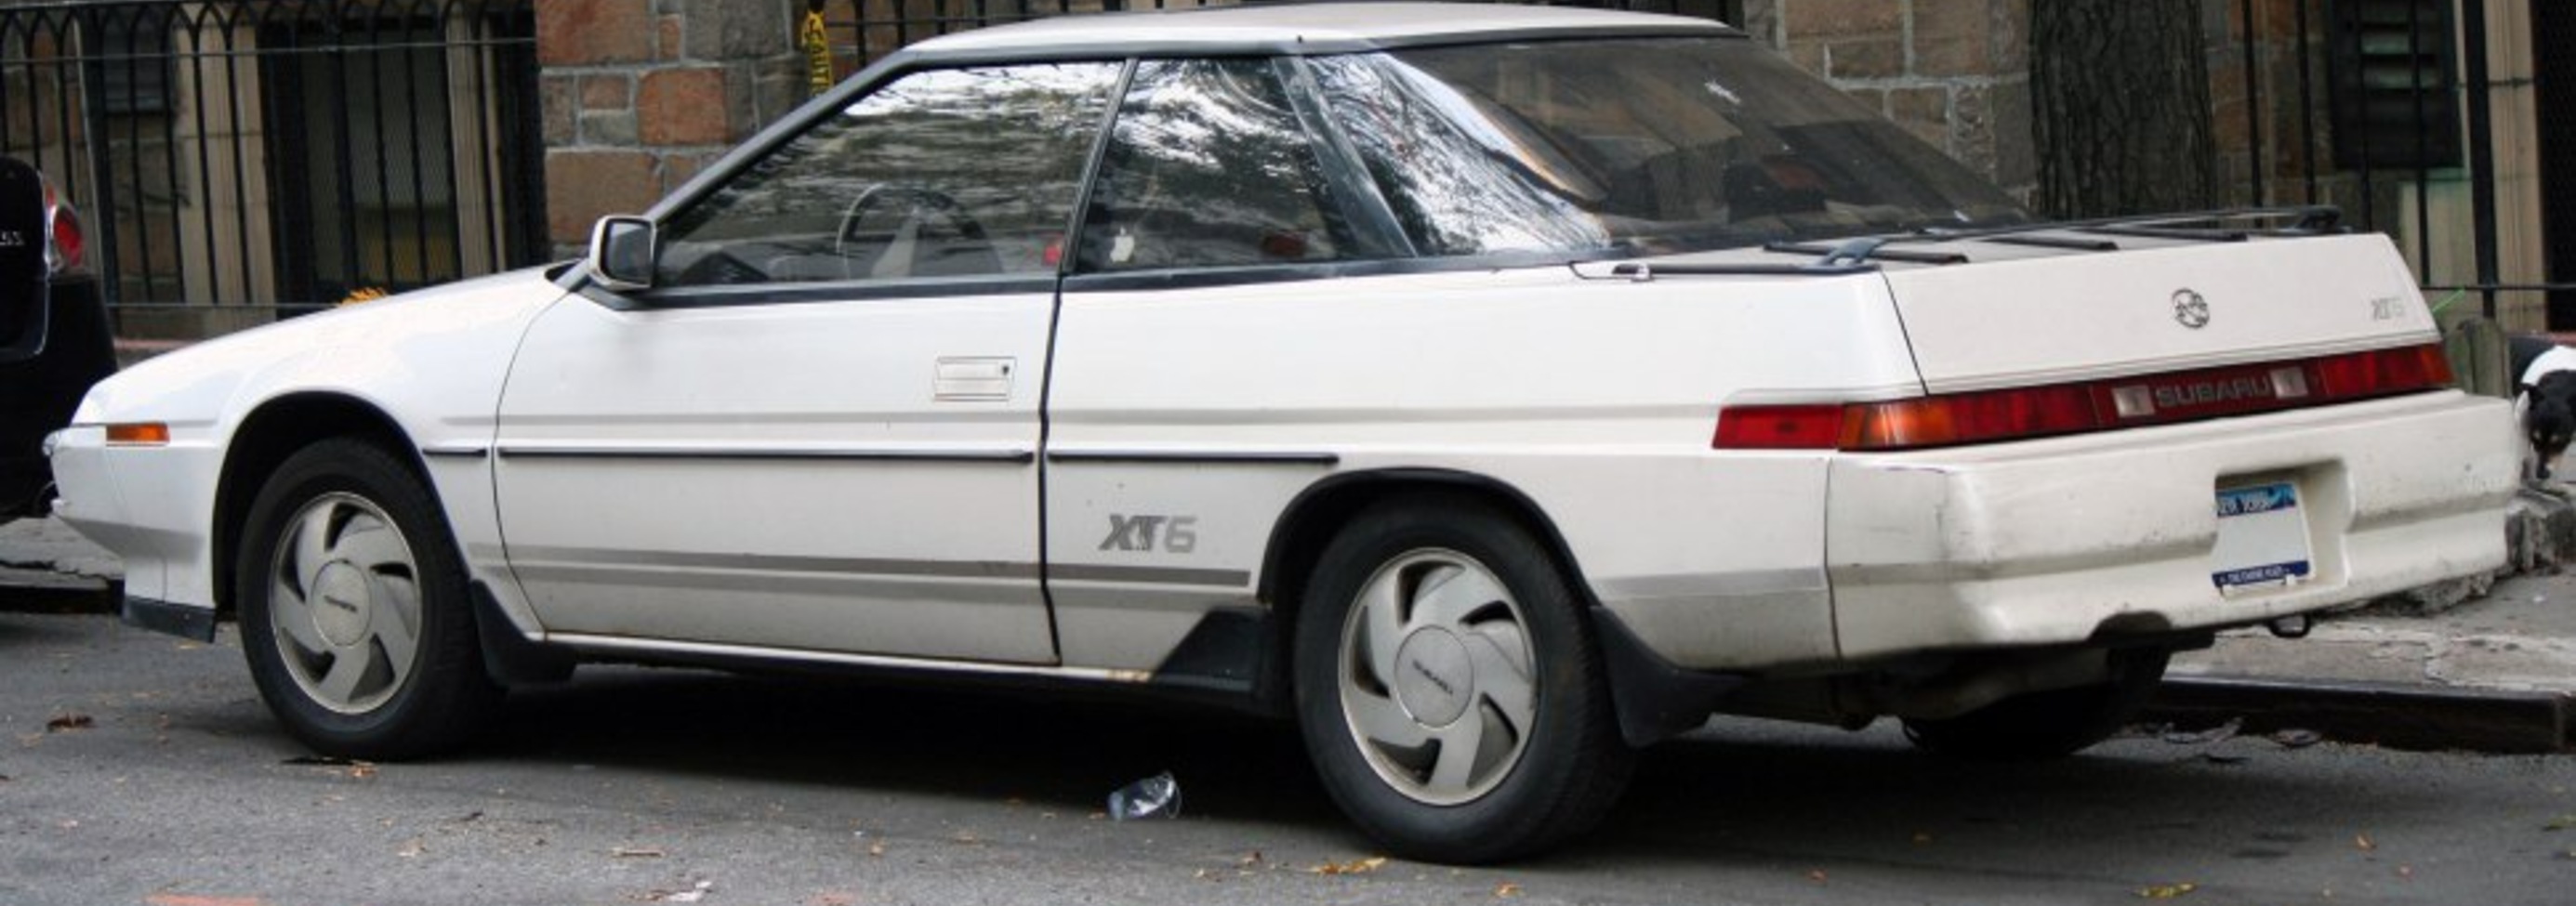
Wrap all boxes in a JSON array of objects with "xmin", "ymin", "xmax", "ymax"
[{"xmin": 1826, "ymin": 390, "xmax": 2517, "ymax": 662}]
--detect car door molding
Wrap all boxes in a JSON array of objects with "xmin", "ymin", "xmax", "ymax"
[
  {"xmin": 495, "ymin": 443, "xmax": 1036, "ymax": 464},
  {"xmin": 1045, "ymin": 449, "xmax": 1341, "ymax": 466}
]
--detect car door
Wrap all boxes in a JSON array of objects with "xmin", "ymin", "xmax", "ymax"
[
  {"xmin": 494, "ymin": 61, "xmax": 1120, "ymax": 663},
  {"xmin": 1043, "ymin": 58, "xmax": 1410, "ymax": 674}
]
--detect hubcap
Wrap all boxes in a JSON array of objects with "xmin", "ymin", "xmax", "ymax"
[
  {"xmin": 268, "ymin": 492, "xmax": 423, "ymax": 716},
  {"xmin": 1338, "ymin": 549, "xmax": 1537, "ymax": 807}
]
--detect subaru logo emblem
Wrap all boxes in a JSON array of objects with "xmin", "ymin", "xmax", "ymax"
[{"xmin": 2173, "ymin": 289, "xmax": 2211, "ymax": 329}]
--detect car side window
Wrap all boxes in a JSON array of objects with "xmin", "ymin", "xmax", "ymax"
[
  {"xmin": 1077, "ymin": 58, "xmax": 1389, "ymax": 272},
  {"xmin": 654, "ymin": 62, "xmax": 1120, "ymax": 289}
]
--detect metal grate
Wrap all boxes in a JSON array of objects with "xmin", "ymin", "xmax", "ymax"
[{"xmin": 0, "ymin": 0, "xmax": 548, "ymax": 322}]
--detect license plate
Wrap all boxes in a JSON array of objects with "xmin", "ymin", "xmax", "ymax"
[{"xmin": 2212, "ymin": 481, "xmax": 2311, "ymax": 593}]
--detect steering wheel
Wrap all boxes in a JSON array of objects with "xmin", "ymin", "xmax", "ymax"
[{"xmin": 835, "ymin": 185, "xmax": 997, "ymax": 279}]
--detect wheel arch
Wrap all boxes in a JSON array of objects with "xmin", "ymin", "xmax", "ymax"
[
  {"xmin": 1251, "ymin": 468, "xmax": 1596, "ymax": 706},
  {"xmin": 209, "ymin": 391, "xmax": 423, "ymax": 617}
]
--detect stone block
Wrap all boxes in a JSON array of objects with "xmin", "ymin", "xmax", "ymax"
[
  {"xmin": 1988, "ymin": 78, "xmax": 2035, "ymax": 188},
  {"xmin": 582, "ymin": 74, "xmax": 632, "ymax": 111},
  {"xmin": 685, "ymin": 0, "xmax": 791, "ymax": 61},
  {"xmin": 537, "ymin": 0, "xmax": 654, "ymax": 67},
  {"xmin": 581, "ymin": 109, "xmax": 640, "ymax": 146},
  {"xmin": 640, "ymin": 67, "xmax": 732, "ymax": 146},
  {"xmin": 1886, "ymin": 85, "xmax": 1950, "ymax": 150},
  {"xmin": 546, "ymin": 149, "xmax": 659, "ymax": 244},
  {"xmin": 1911, "ymin": 0, "xmax": 1998, "ymax": 76},
  {"xmin": 1824, "ymin": 37, "xmax": 1904, "ymax": 80},
  {"xmin": 1784, "ymin": 0, "xmax": 1903, "ymax": 37},
  {"xmin": 541, "ymin": 74, "xmax": 579, "ymax": 146}
]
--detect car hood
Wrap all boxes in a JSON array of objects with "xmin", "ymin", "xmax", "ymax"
[{"xmin": 73, "ymin": 265, "xmax": 573, "ymax": 427}]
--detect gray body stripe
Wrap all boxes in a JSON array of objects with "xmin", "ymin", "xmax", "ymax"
[
  {"xmin": 420, "ymin": 445, "xmax": 489, "ymax": 459},
  {"xmin": 495, "ymin": 446, "xmax": 1036, "ymax": 464},
  {"xmin": 507, "ymin": 546, "xmax": 1250, "ymax": 588},
  {"xmin": 1046, "ymin": 450, "xmax": 1340, "ymax": 466},
  {"xmin": 1049, "ymin": 563, "xmax": 1253, "ymax": 587},
  {"xmin": 509, "ymin": 546, "xmax": 1040, "ymax": 580}
]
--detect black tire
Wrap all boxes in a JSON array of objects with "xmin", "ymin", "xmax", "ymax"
[
  {"xmin": 1293, "ymin": 492, "xmax": 1633, "ymax": 863},
  {"xmin": 1900, "ymin": 650, "xmax": 2172, "ymax": 760},
  {"xmin": 236, "ymin": 438, "xmax": 499, "ymax": 759}
]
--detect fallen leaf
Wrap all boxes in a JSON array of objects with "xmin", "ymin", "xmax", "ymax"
[
  {"xmin": 1805, "ymin": 870, "xmax": 1828, "ymax": 884},
  {"xmin": 396, "ymin": 839, "xmax": 425, "ymax": 859},
  {"xmin": 2162, "ymin": 718, "xmax": 2240, "ymax": 745},
  {"xmin": 808, "ymin": 894, "xmax": 857, "ymax": 906},
  {"xmin": 2545, "ymin": 815, "xmax": 2576, "ymax": 832},
  {"xmin": 1495, "ymin": 881, "xmax": 1524, "ymax": 898},
  {"xmin": 2271, "ymin": 729, "xmax": 2323, "ymax": 748},
  {"xmin": 1310, "ymin": 856, "xmax": 1389, "ymax": 875},
  {"xmin": 144, "ymin": 896, "xmax": 263, "ymax": 906},
  {"xmin": 45, "ymin": 714, "xmax": 93, "ymax": 732},
  {"xmin": 1911, "ymin": 832, "xmax": 1934, "ymax": 845},
  {"xmin": 2136, "ymin": 882, "xmax": 2198, "ymax": 899},
  {"xmin": 2355, "ymin": 834, "xmax": 2376, "ymax": 851},
  {"xmin": 866, "ymin": 841, "xmax": 885, "ymax": 857},
  {"xmin": 2396, "ymin": 865, "xmax": 2412, "ymax": 879},
  {"xmin": 1238, "ymin": 850, "xmax": 1264, "ymax": 867},
  {"xmin": 612, "ymin": 847, "xmax": 667, "ymax": 859}
]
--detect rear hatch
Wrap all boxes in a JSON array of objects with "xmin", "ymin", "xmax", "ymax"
[
  {"xmin": 0, "ymin": 157, "xmax": 46, "ymax": 362},
  {"xmin": 1882, "ymin": 232, "xmax": 2433, "ymax": 395}
]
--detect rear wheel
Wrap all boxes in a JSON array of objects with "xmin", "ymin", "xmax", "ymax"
[
  {"xmin": 1293, "ymin": 494, "xmax": 1632, "ymax": 863},
  {"xmin": 1900, "ymin": 650, "xmax": 2171, "ymax": 760},
  {"xmin": 237, "ymin": 439, "xmax": 498, "ymax": 759}
]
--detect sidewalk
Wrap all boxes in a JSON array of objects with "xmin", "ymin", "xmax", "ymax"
[{"xmin": 7, "ymin": 504, "xmax": 2575, "ymax": 753}]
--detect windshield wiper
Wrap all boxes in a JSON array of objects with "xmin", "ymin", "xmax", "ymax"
[
  {"xmin": 1900, "ymin": 204, "xmax": 2343, "ymax": 248},
  {"xmin": 1765, "ymin": 239, "xmax": 1966, "ymax": 266}
]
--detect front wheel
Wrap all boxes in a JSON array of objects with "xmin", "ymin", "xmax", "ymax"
[
  {"xmin": 236, "ymin": 439, "xmax": 499, "ymax": 759},
  {"xmin": 1293, "ymin": 494, "xmax": 1632, "ymax": 863}
]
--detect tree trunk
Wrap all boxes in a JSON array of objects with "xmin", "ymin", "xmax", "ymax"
[{"xmin": 2031, "ymin": 0, "xmax": 2217, "ymax": 219}]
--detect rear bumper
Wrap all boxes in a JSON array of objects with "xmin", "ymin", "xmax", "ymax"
[{"xmin": 1826, "ymin": 390, "xmax": 2517, "ymax": 662}]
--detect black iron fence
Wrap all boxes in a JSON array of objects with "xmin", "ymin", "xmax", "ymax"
[
  {"xmin": 2222, "ymin": 0, "xmax": 2567, "ymax": 325},
  {"xmin": 0, "ymin": 0, "xmax": 546, "ymax": 331}
]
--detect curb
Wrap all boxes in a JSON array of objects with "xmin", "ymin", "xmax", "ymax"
[{"xmin": 2145, "ymin": 676, "xmax": 2573, "ymax": 755}]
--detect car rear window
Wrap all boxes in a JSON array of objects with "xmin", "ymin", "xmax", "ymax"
[{"xmin": 1307, "ymin": 37, "xmax": 2032, "ymax": 257}]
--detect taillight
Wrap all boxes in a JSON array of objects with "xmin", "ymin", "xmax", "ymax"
[
  {"xmin": 1715, "ymin": 343, "xmax": 2456, "ymax": 452},
  {"xmin": 42, "ymin": 179, "xmax": 86, "ymax": 277}
]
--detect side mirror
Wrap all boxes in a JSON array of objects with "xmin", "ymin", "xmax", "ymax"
[{"xmin": 587, "ymin": 216, "xmax": 656, "ymax": 292}]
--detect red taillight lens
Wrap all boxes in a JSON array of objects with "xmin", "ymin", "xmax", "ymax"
[
  {"xmin": 1714, "ymin": 343, "xmax": 2456, "ymax": 453},
  {"xmin": 1842, "ymin": 385, "xmax": 2102, "ymax": 450},
  {"xmin": 2312, "ymin": 343, "xmax": 2453, "ymax": 397},
  {"xmin": 1711, "ymin": 404, "xmax": 1845, "ymax": 449},
  {"xmin": 43, "ymin": 181, "xmax": 86, "ymax": 276}
]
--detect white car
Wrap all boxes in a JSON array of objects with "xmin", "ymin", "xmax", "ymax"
[{"xmin": 48, "ymin": 2, "xmax": 2517, "ymax": 861}]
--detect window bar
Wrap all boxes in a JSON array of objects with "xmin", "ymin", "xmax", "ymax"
[
  {"xmin": 328, "ymin": 4, "xmax": 365, "ymax": 303},
  {"xmin": 365, "ymin": 7, "xmax": 397, "ymax": 293},
  {"xmin": 2241, "ymin": 0, "xmax": 2265, "ymax": 205},
  {"xmin": 468, "ymin": 7, "xmax": 504, "ymax": 272},
  {"xmin": 400, "ymin": 8, "xmax": 434, "ymax": 288},
  {"xmin": 2407, "ymin": 0, "xmax": 2431, "ymax": 280},
  {"xmin": 220, "ymin": 7, "xmax": 255, "ymax": 307},
  {"xmin": 77, "ymin": 7, "xmax": 122, "ymax": 305},
  {"xmin": 2462, "ymin": 0, "xmax": 2499, "ymax": 317},
  {"xmin": 121, "ymin": 6, "xmax": 164, "ymax": 303},
  {"xmin": 2296, "ymin": 0, "xmax": 2318, "ymax": 204},
  {"xmin": 184, "ymin": 11, "xmax": 221, "ymax": 304}
]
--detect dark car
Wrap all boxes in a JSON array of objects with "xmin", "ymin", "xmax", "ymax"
[{"xmin": 0, "ymin": 155, "xmax": 115, "ymax": 519}]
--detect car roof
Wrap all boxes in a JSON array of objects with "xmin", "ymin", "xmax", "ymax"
[{"xmin": 905, "ymin": 1, "xmax": 1737, "ymax": 57}]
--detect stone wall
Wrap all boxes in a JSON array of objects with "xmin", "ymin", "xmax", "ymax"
[
  {"xmin": 536, "ymin": 0, "xmax": 806, "ymax": 254},
  {"xmin": 1741, "ymin": 0, "xmax": 2037, "ymax": 203}
]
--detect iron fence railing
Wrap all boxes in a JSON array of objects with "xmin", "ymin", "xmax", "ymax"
[{"xmin": 0, "ymin": 0, "xmax": 546, "ymax": 326}]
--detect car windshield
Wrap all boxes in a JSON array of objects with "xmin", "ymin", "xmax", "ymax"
[{"xmin": 1307, "ymin": 37, "xmax": 2032, "ymax": 257}]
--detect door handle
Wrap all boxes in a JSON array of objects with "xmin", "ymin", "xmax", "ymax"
[{"xmin": 934, "ymin": 357, "xmax": 1015, "ymax": 401}]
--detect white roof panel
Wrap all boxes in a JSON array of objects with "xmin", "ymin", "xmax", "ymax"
[{"xmin": 907, "ymin": 2, "xmax": 1733, "ymax": 56}]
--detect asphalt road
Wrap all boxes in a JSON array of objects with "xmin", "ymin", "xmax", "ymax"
[{"xmin": 6, "ymin": 609, "xmax": 2575, "ymax": 906}]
